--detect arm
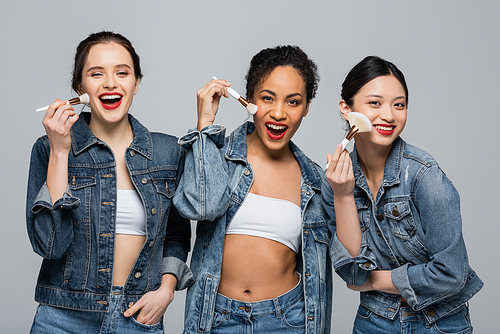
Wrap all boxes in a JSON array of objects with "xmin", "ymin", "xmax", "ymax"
[
  {"xmin": 173, "ymin": 79, "xmax": 233, "ymax": 221},
  {"xmin": 26, "ymin": 101, "xmax": 80, "ymax": 259},
  {"xmin": 390, "ymin": 165, "xmax": 470, "ymax": 309},
  {"xmin": 322, "ymin": 145, "xmax": 378, "ymax": 285}
]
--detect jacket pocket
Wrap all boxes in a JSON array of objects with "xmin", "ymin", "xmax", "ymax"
[{"xmin": 384, "ymin": 200, "xmax": 416, "ymax": 240}]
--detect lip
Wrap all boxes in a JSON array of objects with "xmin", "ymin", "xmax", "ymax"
[
  {"xmin": 265, "ymin": 121, "xmax": 288, "ymax": 140},
  {"xmin": 373, "ymin": 124, "xmax": 395, "ymax": 136},
  {"xmin": 99, "ymin": 92, "xmax": 123, "ymax": 110}
]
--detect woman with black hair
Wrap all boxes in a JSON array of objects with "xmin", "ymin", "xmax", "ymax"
[
  {"xmin": 323, "ymin": 56, "xmax": 483, "ymax": 333},
  {"xmin": 174, "ymin": 45, "xmax": 332, "ymax": 333}
]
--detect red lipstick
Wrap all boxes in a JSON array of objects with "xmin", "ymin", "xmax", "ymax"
[
  {"xmin": 99, "ymin": 93, "xmax": 123, "ymax": 110},
  {"xmin": 265, "ymin": 121, "xmax": 288, "ymax": 140},
  {"xmin": 373, "ymin": 124, "xmax": 395, "ymax": 136}
]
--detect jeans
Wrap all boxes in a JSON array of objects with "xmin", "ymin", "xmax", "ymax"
[
  {"xmin": 210, "ymin": 274, "xmax": 305, "ymax": 333},
  {"xmin": 353, "ymin": 304, "xmax": 472, "ymax": 334},
  {"xmin": 30, "ymin": 286, "xmax": 164, "ymax": 334}
]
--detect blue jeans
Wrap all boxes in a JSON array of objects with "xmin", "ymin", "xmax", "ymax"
[
  {"xmin": 30, "ymin": 286, "xmax": 164, "ymax": 333},
  {"xmin": 210, "ymin": 274, "xmax": 305, "ymax": 333},
  {"xmin": 353, "ymin": 304, "xmax": 472, "ymax": 334}
]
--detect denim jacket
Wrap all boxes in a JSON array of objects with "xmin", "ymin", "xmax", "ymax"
[
  {"xmin": 173, "ymin": 122, "xmax": 332, "ymax": 334},
  {"xmin": 26, "ymin": 112, "xmax": 194, "ymax": 312},
  {"xmin": 323, "ymin": 137, "xmax": 483, "ymax": 323}
]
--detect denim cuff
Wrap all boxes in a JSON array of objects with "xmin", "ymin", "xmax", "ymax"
[
  {"xmin": 162, "ymin": 256, "xmax": 195, "ymax": 290},
  {"xmin": 331, "ymin": 233, "xmax": 377, "ymax": 285},
  {"xmin": 178, "ymin": 124, "xmax": 226, "ymax": 149},
  {"xmin": 391, "ymin": 263, "xmax": 417, "ymax": 306},
  {"xmin": 31, "ymin": 183, "xmax": 80, "ymax": 213}
]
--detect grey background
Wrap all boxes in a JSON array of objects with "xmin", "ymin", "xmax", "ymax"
[{"xmin": 1, "ymin": 1, "xmax": 497, "ymax": 333}]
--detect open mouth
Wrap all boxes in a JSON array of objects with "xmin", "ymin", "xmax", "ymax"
[
  {"xmin": 265, "ymin": 122, "xmax": 288, "ymax": 140},
  {"xmin": 374, "ymin": 124, "xmax": 395, "ymax": 135},
  {"xmin": 99, "ymin": 93, "xmax": 123, "ymax": 110}
]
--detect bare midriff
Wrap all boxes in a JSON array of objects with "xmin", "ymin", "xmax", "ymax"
[
  {"xmin": 217, "ymin": 234, "xmax": 299, "ymax": 301},
  {"xmin": 113, "ymin": 234, "xmax": 146, "ymax": 286}
]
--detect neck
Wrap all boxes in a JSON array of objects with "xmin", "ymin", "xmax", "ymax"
[
  {"xmin": 246, "ymin": 131, "xmax": 294, "ymax": 162},
  {"xmin": 88, "ymin": 115, "xmax": 133, "ymax": 149},
  {"xmin": 355, "ymin": 139, "xmax": 391, "ymax": 181}
]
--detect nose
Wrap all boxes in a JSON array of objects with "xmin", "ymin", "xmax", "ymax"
[
  {"xmin": 103, "ymin": 74, "xmax": 117, "ymax": 89},
  {"xmin": 380, "ymin": 105, "xmax": 395, "ymax": 122},
  {"xmin": 270, "ymin": 101, "xmax": 285, "ymax": 120}
]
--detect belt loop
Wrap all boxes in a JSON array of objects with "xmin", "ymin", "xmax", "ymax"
[
  {"xmin": 273, "ymin": 297, "xmax": 281, "ymax": 319},
  {"xmin": 226, "ymin": 298, "xmax": 232, "ymax": 319}
]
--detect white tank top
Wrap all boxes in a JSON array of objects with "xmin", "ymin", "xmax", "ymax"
[
  {"xmin": 116, "ymin": 190, "xmax": 146, "ymax": 236},
  {"xmin": 226, "ymin": 192, "xmax": 302, "ymax": 253}
]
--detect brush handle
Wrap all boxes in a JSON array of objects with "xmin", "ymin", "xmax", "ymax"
[
  {"xmin": 325, "ymin": 137, "xmax": 351, "ymax": 169},
  {"xmin": 35, "ymin": 100, "xmax": 70, "ymax": 113},
  {"xmin": 227, "ymin": 87, "xmax": 240, "ymax": 100}
]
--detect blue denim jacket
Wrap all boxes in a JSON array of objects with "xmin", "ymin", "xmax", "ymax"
[
  {"xmin": 26, "ymin": 112, "xmax": 194, "ymax": 312},
  {"xmin": 323, "ymin": 137, "xmax": 483, "ymax": 323},
  {"xmin": 173, "ymin": 122, "xmax": 332, "ymax": 334}
]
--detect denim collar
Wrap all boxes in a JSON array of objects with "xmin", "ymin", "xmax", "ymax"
[
  {"xmin": 352, "ymin": 136, "xmax": 405, "ymax": 188},
  {"xmin": 225, "ymin": 121, "xmax": 322, "ymax": 190},
  {"xmin": 70, "ymin": 112, "xmax": 153, "ymax": 160}
]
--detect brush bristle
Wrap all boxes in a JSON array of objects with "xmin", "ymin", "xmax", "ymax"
[
  {"xmin": 348, "ymin": 112, "xmax": 372, "ymax": 132},
  {"xmin": 79, "ymin": 93, "xmax": 90, "ymax": 104},
  {"xmin": 246, "ymin": 103, "xmax": 258, "ymax": 115}
]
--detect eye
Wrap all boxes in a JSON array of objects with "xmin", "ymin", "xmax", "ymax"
[
  {"xmin": 117, "ymin": 71, "xmax": 129, "ymax": 77},
  {"xmin": 262, "ymin": 96, "xmax": 273, "ymax": 102},
  {"xmin": 288, "ymin": 99, "xmax": 299, "ymax": 106},
  {"xmin": 90, "ymin": 72, "xmax": 103, "ymax": 77},
  {"xmin": 368, "ymin": 101, "xmax": 380, "ymax": 106},
  {"xmin": 394, "ymin": 102, "xmax": 406, "ymax": 109}
]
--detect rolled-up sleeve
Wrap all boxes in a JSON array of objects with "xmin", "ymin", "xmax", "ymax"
[
  {"xmin": 173, "ymin": 125, "xmax": 230, "ymax": 221},
  {"xmin": 322, "ymin": 176, "xmax": 377, "ymax": 285},
  {"xmin": 26, "ymin": 138, "xmax": 79, "ymax": 260}
]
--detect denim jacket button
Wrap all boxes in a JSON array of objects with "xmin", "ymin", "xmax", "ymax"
[
  {"xmin": 149, "ymin": 240, "xmax": 154, "ymax": 247},
  {"xmin": 141, "ymin": 178, "xmax": 148, "ymax": 184},
  {"xmin": 128, "ymin": 302, "xmax": 134, "ymax": 308},
  {"xmin": 151, "ymin": 208, "xmax": 157, "ymax": 215},
  {"xmin": 363, "ymin": 262, "xmax": 371, "ymax": 268},
  {"xmin": 392, "ymin": 206, "xmax": 399, "ymax": 216},
  {"xmin": 129, "ymin": 150, "xmax": 135, "ymax": 157},
  {"xmin": 134, "ymin": 272, "xmax": 141, "ymax": 279},
  {"xmin": 377, "ymin": 214, "xmax": 384, "ymax": 221},
  {"xmin": 243, "ymin": 169, "xmax": 250, "ymax": 176},
  {"xmin": 427, "ymin": 309, "xmax": 436, "ymax": 317}
]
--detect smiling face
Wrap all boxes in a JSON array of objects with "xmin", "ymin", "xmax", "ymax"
[
  {"xmin": 79, "ymin": 42, "xmax": 139, "ymax": 126},
  {"xmin": 248, "ymin": 66, "xmax": 309, "ymax": 155},
  {"xmin": 340, "ymin": 75, "xmax": 407, "ymax": 149}
]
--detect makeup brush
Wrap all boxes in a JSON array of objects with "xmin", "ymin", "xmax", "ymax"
[
  {"xmin": 212, "ymin": 76, "xmax": 257, "ymax": 115},
  {"xmin": 326, "ymin": 112, "xmax": 372, "ymax": 168},
  {"xmin": 35, "ymin": 93, "xmax": 90, "ymax": 112}
]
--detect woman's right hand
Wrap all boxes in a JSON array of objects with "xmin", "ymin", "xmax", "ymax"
[
  {"xmin": 42, "ymin": 99, "xmax": 79, "ymax": 154},
  {"xmin": 196, "ymin": 78, "xmax": 231, "ymax": 131},
  {"xmin": 325, "ymin": 143, "xmax": 355, "ymax": 198}
]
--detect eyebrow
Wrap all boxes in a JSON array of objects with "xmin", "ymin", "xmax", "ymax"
[
  {"xmin": 260, "ymin": 89, "xmax": 303, "ymax": 99},
  {"xmin": 86, "ymin": 64, "xmax": 132, "ymax": 73},
  {"xmin": 365, "ymin": 94, "xmax": 406, "ymax": 101}
]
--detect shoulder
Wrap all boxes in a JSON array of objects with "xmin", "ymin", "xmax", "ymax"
[{"xmin": 401, "ymin": 139, "xmax": 439, "ymax": 168}]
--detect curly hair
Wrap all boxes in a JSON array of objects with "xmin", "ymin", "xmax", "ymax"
[{"xmin": 245, "ymin": 45, "xmax": 319, "ymax": 104}]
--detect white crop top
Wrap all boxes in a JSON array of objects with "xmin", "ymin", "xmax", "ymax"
[
  {"xmin": 116, "ymin": 190, "xmax": 146, "ymax": 236},
  {"xmin": 226, "ymin": 193, "xmax": 302, "ymax": 253}
]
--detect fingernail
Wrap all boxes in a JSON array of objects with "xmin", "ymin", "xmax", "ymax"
[{"xmin": 124, "ymin": 311, "xmax": 130, "ymax": 317}]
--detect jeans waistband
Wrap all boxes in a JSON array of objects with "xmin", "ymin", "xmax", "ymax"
[
  {"xmin": 215, "ymin": 272, "xmax": 303, "ymax": 317},
  {"xmin": 111, "ymin": 285, "xmax": 124, "ymax": 298}
]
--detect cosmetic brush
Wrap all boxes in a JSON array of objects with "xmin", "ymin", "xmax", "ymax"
[
  {"xmin": 212, "ymin": 76, "xmax": 257, "ymax": 115},
  {"xmin": 326, "ymin": 112, "xmax": 372, "ymax": 168},
  {"xmin": 35, "ymin": 93, "xmax": 90, "ymax": 112}
]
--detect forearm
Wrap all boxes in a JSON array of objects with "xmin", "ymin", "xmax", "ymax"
[
  {"xmin": 46, "ymin": 150, "xmax": 70, "ymax": 203},
  {"xmin": 334, "ymin": 194, "xmax": 362, "ymax": 257}
]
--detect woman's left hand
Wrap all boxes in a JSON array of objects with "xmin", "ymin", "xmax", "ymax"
[{"xmin": 123, "ymin": 274, "xmax": 177, "ymax": 325}]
